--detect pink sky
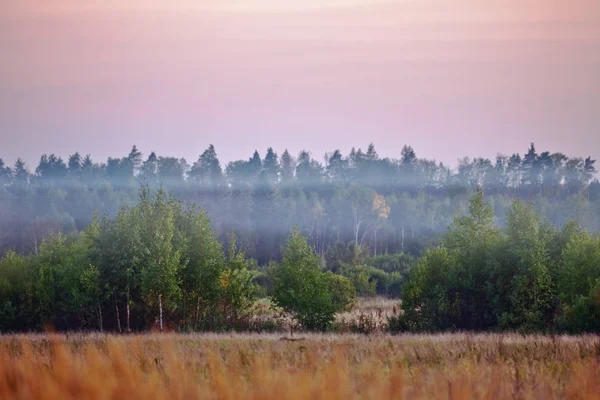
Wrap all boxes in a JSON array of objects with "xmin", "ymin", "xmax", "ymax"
[{"xmin": 1, "ymin": 0, "xmax": 599, "ymax": 167}]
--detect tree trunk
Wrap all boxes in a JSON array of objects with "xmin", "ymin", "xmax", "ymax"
[
  {"xmin": 183, "ymin": 295, "xmax": 187, "ymax": 330},
  {"xmin": 126, "ymin": 288, "xmax": 131, "ymax": 333},
  {"xmin": 373, "ymin": 229, "xmax": 377, "ymax": 257},
  {"xmin": 360, "ymin": 225, "xmax": 369, "ymax": 245},
  {"xmin": 401, "ymin": 224, "xmax": 405, "ymax": 253},
  {"xmin": 588, "ymin": 185, "xmax": 591, "ymax": 203},
  {"xmin": 114, "ymin": 293, "xmax": 122, "ymax": 333},
  {"xmin": 196, "ymin": 295, "xmax": 201, "ymax": 327},
  {"xmin": 98, "ymin": 300, "xmax": 103, "ymax": 333},
  {"xmin": 159, "ymin": 294, "xmax": 163, "ymax": 332}
]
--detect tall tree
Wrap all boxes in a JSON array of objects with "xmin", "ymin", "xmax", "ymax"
[
  {"xmin": 296, "ymin": 151, "xmax": 322, "ymax": 184},
  {"xmin": 246, "ymin": 150, "xmax": 263, "ymax": 182},
  {"xmin": 280, "ymin": 150, "xmax": 295, "ymax": 182},
  {"xmin": 68, "ymin": 153, "xmax": 82, "ymax": 175},
  {"xmin": 13, "ymin": 158, "xmax": 29, "ymax": 186},
  {"xmin": 189, "ymin": 145, "xmax": 224, "ymax": 187},
  {"xmin": 326, "ymin": 150, "xmax": 348, "ymax": 183},
  {"xmin": 0, "ymin": 159, "xmax": 11, "ymax": 186},
  {"xmin": 36, "ymin": 154, "xmax": 67, "ymax": 180},
  {"xmin": 502, "ymin": 200, "xmax": 554, "ymax": 331},
  {"xmin": 261, "ymin": 147, "xmax": 280, "ymax": 185},
  {"xmin": 172, "ymin": 200, "xmax": 224, "ymax": 328},
  {"xmin": 127, "ymin": 145, "xmax": 143, "ymax": 174},
  {"xmin": 139, "ymin": 188, "xmax": 182, "ymax": 331},
  {"xmin": 365, "ymin": 143, "xmax": 378, "ymax": 161},
  {"xmin": 522, "ymin": 143, "xmax": 540, "ymax": 187},
  {"xmin": 139, "ymin": 152, "xmax": 159, "ymax": 186},
  {"xmin": 158, "ymin": 157, "xmax": 186, "ymax": 186}
]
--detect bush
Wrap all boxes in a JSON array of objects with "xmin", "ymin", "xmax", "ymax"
[
  {"xmin": 369, "ymin": 253, "xmax": 413, "ymax": 275},
  {"xmin": 340, "ymin": 265, "xmax": 377, "ymax": 297},
  {"xmin": 339, "ymin": 265, "xmax": 404, "ymax": 297},
  {"xmin": 325, "ymin": 272, "xmax": 356, "ymax": 312},
  {"xmin": 387, "ymin": 313, "xmax": 409, "ymax": 333}
]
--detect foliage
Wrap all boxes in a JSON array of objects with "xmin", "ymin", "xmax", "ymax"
[
  {"xmin": 219, "ymin": 235, "xmax": 260, "ymax": 328},
  {"xmin": 396, "ymin": 189, "xmax": 600, "ymax": 333},
  {"xmin": 272, "ymin": 229, "xmax": 338, "ymax": 331},
  {"xmin": 324, "ymin": 272, "xmax": 356, "ymax": 312},
  {"xmin": 340, "ymin": 265, "xmax": 377, "ymax": 297}
]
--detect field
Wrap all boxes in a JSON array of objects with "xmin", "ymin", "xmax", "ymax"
[{"xmin": 1, "ymin": 333, "xmax": 599, "ymax": 399}]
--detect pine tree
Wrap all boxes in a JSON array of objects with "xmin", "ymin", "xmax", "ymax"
[
  {"xmin": 0, "ymin": 159, "xmax": 11, "ymax": 185},
  {"xmin": 68, "ymin": 153, "xmax": 82, "ymax": 175},
  {"xmin": 13, "ymin": 158, "xmax": 29, "ymax": 186},
  {"xmin": 139, "ymin": 152, "xmax": 159, "ymax": 185},
  {"xmin": 189, "ymin": 145, "xmax": 224, "ymax": 187},
  {"xmin": 280, "ymin": 150, "xmax": 295, "ymax": 182},
  {"xmin": 261, "ymin": 147, "xmax": 280, "ymax": 184},
  {"xmin": 127, "ymin": 145, "xmax": 143, "ymax": 173}
]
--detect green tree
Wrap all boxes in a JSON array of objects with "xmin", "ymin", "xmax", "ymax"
[
  {"xmin": 68, "ymin": 152, "xmax": 83, "ymax": 176},
  {"xmin": 219, "ymin": 235, "xmax": 259, "ymax": 328},
  {"xmin": 139, "ymin": 152, "xmax": 159, "ymax": 186},
  {"xmin": 128, "ymin": 145, "xmax": 143, "ymax": 174},
  {"xmin": 139, "ymin": 188, "xmax": 182, "ymax": 331},
  {"xmin": 557, "ymin": 230, "xmax": 600, "ymax": 332},
  {"xmin": 280, "ymin": 149, "xmax": 295, "ymax": 182},
  {"xmin": 157, "ymin": 157, "xmax": 187, "ymax": 186},
  {"xmin": 272, "ymin": 229, "xmax": 337, "ymax": 331},
  {"xmin": 0, "ymin": 251, "xmax": 36, "ymax": 331},
  {"xmin": 172, "ymin": 200, "xmax": 225, "ymax": 329},
  {"xmin": 101, "ymin": 207, "xmax": 143, "ymax": 332},
  {"xmin": 0, "ymin": 159, "xmax": 11, "ymax": 186},
  {"xmin": 400, "ymin": 246, "xmax": 458, "ymax": 331},
  {"xmin": 261, "ymin": 147, "xmax": 280, "ymax": 185},
  {"xmin": 500, "ymin": 200, "xmax": 554, "ymax": 331},
  {"xmin": 189, "ymin": 145, "xmax": 224, "ymax": 187}
]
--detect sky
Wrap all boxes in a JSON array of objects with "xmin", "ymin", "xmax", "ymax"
[{"xmin": 1, "ymin": 0, "xmax": 599, "ymax": 169}]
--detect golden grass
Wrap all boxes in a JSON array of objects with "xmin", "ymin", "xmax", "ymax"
[{"xmin": 0, "ymin": 333, "xmax": 599, "ymax": 399}]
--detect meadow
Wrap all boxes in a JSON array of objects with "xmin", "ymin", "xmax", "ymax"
[{"xmin": 0, "ymin": 332, "xmax": 599, "ymax": 399}]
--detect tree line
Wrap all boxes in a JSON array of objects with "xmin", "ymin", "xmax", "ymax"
[
  {"xmin": 0, "ymin": 143, "xmax": 598, "ymax": 266},
  {"xmin": 1, "ymin": 184, "xmax": 599, "ymax": 333}
]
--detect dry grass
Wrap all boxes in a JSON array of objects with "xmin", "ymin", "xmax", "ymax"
[
  {"xmin": 353, "ymin": 297, "xmax": 400, "ymax": 313},
  {"xmin": 335, "ymin": 297, "xmax": 399, "ymax": 333},
  {"xmin": 0, "ymin": 333, "xmax": 599, "ymax": 399}
]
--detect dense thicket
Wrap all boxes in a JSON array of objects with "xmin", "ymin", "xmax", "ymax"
[{"xmin": 0, "ymin": 143, "xmax": 598, "ymax": 263}]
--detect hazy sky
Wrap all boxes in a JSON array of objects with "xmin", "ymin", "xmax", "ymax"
[{"xmin": 1, "ymin": 0, "xmax": 599, "ymax": 168}]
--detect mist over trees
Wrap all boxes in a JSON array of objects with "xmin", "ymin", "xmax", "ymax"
[
  {"xmin": 0, "ymin": 143, "xmax": 597, "ymax": 262},
  {"xmin": 0, "ymin": 143, "xmax": 599, "ymax": 333}
]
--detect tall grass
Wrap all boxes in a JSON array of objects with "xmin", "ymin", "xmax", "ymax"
[{"xmin": 0, "ymin": 333, "xmax": 599, "ymax": 399}]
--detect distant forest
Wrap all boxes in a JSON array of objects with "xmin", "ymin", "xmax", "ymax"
[{"xmin": 1, "ymin": 143, "xmax": 598, "ymax": 262}]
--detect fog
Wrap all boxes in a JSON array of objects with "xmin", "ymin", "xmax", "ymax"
[{"xmin": 0, "ymin": 143, "xmax": 598, "ymax": 265}]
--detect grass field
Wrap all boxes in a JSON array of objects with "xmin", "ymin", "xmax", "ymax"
[{"xmin": 0, "ymin": 333, "xmax": 599, "ymax": 399}]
